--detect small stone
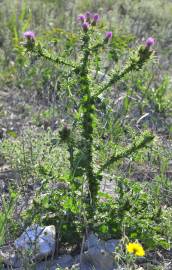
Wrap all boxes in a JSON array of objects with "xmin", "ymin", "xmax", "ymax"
[
  {"xmin": 105, "ymin": 239, "xmax": 119, "ymax": 253},
  {"xmin": 52, "ymin": 255, "xmax": 74, "ymax": 269},
  {"xmin": 36, "ymin": 255, "xmax": 74, "ymax": 270},
  {"xmin": 84, "ymin": 233, "xmax": 99, "ymax": 249},
  {"xmin": 0, "ymin": 245, "xmax": 22, "ymax": 268},
  {"xmin": 81, "ymin": 246, "xmax": 115, "ymax": 270},
  {"xmin": 81, "ymin": 233, "xmax": 118, "ymax": 270}
]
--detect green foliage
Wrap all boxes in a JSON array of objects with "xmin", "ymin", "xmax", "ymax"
[
  {"xmin": 0, "ymin": 189, "xmax": 17, "ymax": 245},
  {"xmin": 21, "ymin": 174, "xmax": 171, "ymax": 251},
  {"xmin": 0, "ymin": 1, "xmax": 172, "ymax": 268},
  {"xmin": 94, "ymin": 178, "xmax": 170, "ymax": 250}
]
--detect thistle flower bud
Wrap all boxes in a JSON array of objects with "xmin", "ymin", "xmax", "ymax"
[
  {"xmin": 92, "ymin": 13, "xmax": 100, "ymax": 26},
  {"xmin": 23, "ymin": 31, "xmax": 35, "ymax": 49},
  {"xmin": 104, "ymin": 31, "xmax": 113, "ymax": 43},
  {"xmin": 145, "ymin": 37, "xmax": 155, "ymax": 48},
  {"xmin": 85, "ymin": 11, "xmax": 92, "ymax": 22},
  {"xmin": 23, "ymin": 31, "xmax": 35, "ymax": 41},
  {"xmin": 82, "ymin": 22, "xmax": 90, "ymax": 32},
  {"xmin": 78, "ymin": 14, "xmax": 86, "ymax": 23}
]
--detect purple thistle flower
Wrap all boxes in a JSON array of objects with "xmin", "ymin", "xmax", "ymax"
[
  {"xmin": 23, "ymin": 31, "xmax": 35, "ymax": 40},
  {"xmin": 82, "ymin": 22, "xmax": 90, "ymax": 32},
  {"xmin": 104, "ymin": 31, "xmax": 113, "ymax": 42},
  {"xmin": 92, "ymin": 13, "xmax": 100, "ymax": 26},
  {"xmin": 78, "ymin": 14, "xmax": 86, "ymax": 23},
  {"xmin": 93, "ymin": 13, "xmax": 99, "ymax": 22},
  {"xmin": 145, "ymin": 37, "xmax": 155, "ymax": 47},
  {"xmin": 85, "ymin": 11, "xmax": 92, "ymax": 22},
  {"xmin": 106, "ymin": 32, "xmax": 113, "ymax": 39}
]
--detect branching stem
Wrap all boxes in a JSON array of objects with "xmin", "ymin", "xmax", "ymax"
[{"xmin": 97, "ymin": 132, "xmax": 154, "ymax": 174}]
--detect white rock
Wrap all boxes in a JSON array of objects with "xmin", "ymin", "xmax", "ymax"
[
  {"xmin": 15, "ymin": 224, "xmax": 56, "ymax": 260},
  {"xmin": 81, "ymin": 233, "xmax": 119, "ymax": 270},
  {"xmin": 84, "ymin": 233, "xmax": 99, "ymax": 249},
  {"xmin": 81, "ymin": 247, "xmax": 115, "ymax": 270},
  {"xmin": 105, "ymin": 239, "xmax": 119, "ymax": 253}
]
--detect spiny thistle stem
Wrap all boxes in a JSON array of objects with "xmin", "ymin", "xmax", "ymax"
[
  {"xmin": 97, "ymin": 132, "xmax": 154, "ymax": 174},
  {"xmin": 35, "ymin": 44, "xmax": 77, "ymax": 69},
  {"xmin": 94, "ymin": 46, "xmax": 154, "ymax": 98},
  {"xmin": 80, "ymin": 32, "xmax": 98, "ymax": 212}
]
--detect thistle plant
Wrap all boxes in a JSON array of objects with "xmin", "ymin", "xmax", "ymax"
[{"xmin": 22, "ymin": 12, "xmax": 155, "ymax": 224}]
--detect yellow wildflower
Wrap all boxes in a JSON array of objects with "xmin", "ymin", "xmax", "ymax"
[{"xmin": 126, "ymin": 242, "xmax": 145, "ymax": 256}]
